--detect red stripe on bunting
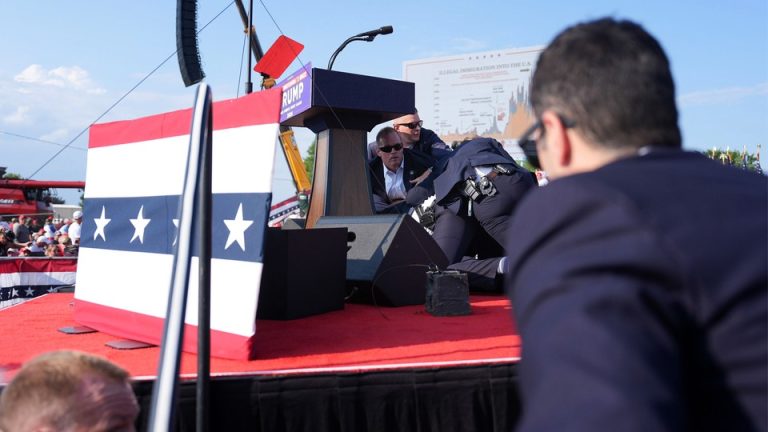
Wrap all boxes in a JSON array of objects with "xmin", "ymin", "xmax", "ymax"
[
  {"xmin": 0, "ymin": 258, "xmax": 79, "ymax": 274},
  {"xmin": 74, "ymin": 299, "xmax": 254, "ymax": 360},
  {"xmin": 88, "ymin": 87, "xmax": 283, "ymax": 149}
]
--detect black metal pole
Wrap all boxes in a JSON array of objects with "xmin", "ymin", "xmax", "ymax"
[
  {"xmin": 196, "ymin": 93, "xmax": 213, "ymax": 432},
  {"xmin": 233, "ymin": 0, "xmax": 264, "ymax": 60},
  {"xmin": 245, "ymin": 0, "xmax": 254, "ymax": 94},
  {"xmin": 147, "ymin": 83, "xmax": 212, "ymax": 432}
]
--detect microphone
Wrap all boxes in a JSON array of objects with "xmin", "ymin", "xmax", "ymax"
[
  {"xmin": 354, "ymin": 26, "xmax": 394, "ymax": 38},
  {"xmin": 327, "ymin": 25, "xmax": 394, "ymax": 70}
]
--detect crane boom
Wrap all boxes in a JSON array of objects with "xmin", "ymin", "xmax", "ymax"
[{"xmin": 279, "ymin": 128, "xmax": 311, "ymax": 194}]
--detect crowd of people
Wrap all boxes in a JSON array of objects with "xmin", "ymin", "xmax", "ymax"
[{"xmin": 0, "ymin": 211, "xmax": 82, "ymax": 257}]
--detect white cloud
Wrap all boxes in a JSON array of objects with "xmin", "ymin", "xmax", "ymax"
[
  {"xmin": 2, "ymin": 105, "xmax": 31, "ymax": 125},
  {"xmin": 14, "ymin": 64, "xmax": 106, "ymax": 93},
  {"xmin": 49, "ymin": 66, "xmax": 89, "ymax": 87},
  {"xmin": 14, "ymin": 64, "xmax": 46, "ymax": 84},
  {"xmin": 0, "ymin": 64, "xmax": 195, "ymax": 188},
  {"xmin": 678, "ymin": 82, "xmax": 768, "ymax": 107},
  {"xmin": 39, "ymin": 128, "xmax": 71, "ymax": 143}
]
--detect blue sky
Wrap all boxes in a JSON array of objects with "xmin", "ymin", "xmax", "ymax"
[{"xmin": 1, "ymin": 0, "xmax": 766, "ymax": 204}]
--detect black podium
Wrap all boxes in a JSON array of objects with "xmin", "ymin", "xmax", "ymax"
[{"xmin": 281, "ymin": 68, "xmax": 415, "ymax": 228}]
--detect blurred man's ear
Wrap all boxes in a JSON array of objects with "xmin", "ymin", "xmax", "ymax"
[{"xmin": 541, "ymin": 110, "xmax": 572, "ymax": 173}]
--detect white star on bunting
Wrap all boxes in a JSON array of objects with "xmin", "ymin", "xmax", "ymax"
[
  {"xmin": 25, "ymin": 287, "xmax": 34, "ymax": 297},
  {"xmin": 93, "ymin": 205, "xmax": 111, "ymax": 241},
  {"xmin": 129, "ymin": 205, "xmax": 151, "ymax": 244},
  {"xmin": 223, "ymin": 203, "xmax": 253, "ymax": 251}
]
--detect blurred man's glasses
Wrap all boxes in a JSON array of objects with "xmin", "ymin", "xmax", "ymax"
[
  {"xmin": 518, "ymin": 121, "xmax": 543, "ymax": 170},
  {"xmin": 396, "ymin": 120, "xmax": 423, "ymax": 129},
  {"xmin": 518, "ymin": 116, "xmax": 575, "ymax": 170},
  {"xmin": 378, "ymin": 143, "xmax": 403, "ymax": 153}
]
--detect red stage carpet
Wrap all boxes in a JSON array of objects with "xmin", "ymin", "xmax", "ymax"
[{"xmin": 0, "ymin": 292, "xmax": 520, "ymax": 382}]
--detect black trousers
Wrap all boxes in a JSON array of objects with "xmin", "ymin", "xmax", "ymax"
[{"xmin": 431, "ymin": 172, "xmax": 534, "ymax": 290}]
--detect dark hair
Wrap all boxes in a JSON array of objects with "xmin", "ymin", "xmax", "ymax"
[
  {"xmin": 376, "ymin": 126, "xmax": 399, "ymax": 145},
  {"xmin": 531, "ymin": 18, "xmax": 681, "ymax": 150}
]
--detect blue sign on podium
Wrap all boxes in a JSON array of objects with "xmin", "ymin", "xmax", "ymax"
[{"xmin": 279, "ymin": 63, "xmax": 312, "ymax": 123}]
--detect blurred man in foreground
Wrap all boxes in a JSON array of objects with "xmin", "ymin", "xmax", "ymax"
[
  {"xmin": 0, "ymin": 350, "xmax": 139, "ymax": 431},
  {"xmin": 506, "ymin": 18, "xmax": 767, "ymax": 431}
]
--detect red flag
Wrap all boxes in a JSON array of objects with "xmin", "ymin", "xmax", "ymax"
[{"xmin": 254, "ymin": 35, "xmax": 304, "ymax": 79}]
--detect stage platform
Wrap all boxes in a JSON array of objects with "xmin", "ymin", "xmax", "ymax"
[{"xmin": 0, "ymin": 293, "xmax": 522, "ymax": 431}]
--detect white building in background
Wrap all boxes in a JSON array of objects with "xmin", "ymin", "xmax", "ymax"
[{"xmin": 51, "ymin": 204, "xmax": 82, "ymax": 222}]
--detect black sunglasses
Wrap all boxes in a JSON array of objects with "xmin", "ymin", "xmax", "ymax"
[
  {"xmin": 378, "ymin": 143, "xmax": 403, "ymax": 153},
  {"xmin": 396, "ymin": 120, "xmax": 423, "ymax": 129},
  {"xmin": 518, "ymin": 116, "xmax": 576, "ymax": 170}
]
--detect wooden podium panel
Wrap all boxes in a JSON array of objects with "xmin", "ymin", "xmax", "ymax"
[{"xmin": 306, "ymin": 129, "xmax": 373, "ymax": 228}]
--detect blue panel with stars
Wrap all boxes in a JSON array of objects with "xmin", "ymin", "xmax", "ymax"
[
  {"xmin": 80, "ymin": 192, "xmax": 271, "ymax": 263},
  {"xmin": 1, "ymin": 285, "xmax": 64, "ymax": 301}
]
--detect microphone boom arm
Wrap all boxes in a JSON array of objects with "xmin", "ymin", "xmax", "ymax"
[
  {"xmin": 327, "ymin": 36, "xmax": 372, "ymax": 70},
  {"xmin": 327, "ymin": 25, "xmax": 393, "ymax": 70}
]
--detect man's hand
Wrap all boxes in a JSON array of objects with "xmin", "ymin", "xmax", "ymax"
[{"xmin": 410, "ymin": 167, "xmax": 432, "ymax": 186}]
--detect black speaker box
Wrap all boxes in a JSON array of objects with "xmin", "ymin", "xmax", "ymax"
[
  {"xmin": 257, "ymin": 227, "xmax": 347, "ymax": 320},
  {"xmin": 176, "ymin": 0, "xmax": 205, "ymax": 86},
  {"xmin": 426, "ymin": 271, "xmax": 471, "ymax": 316},
  {"xmin": 314, "ymin": 215, "xmax": 448, "ymax": 307}
]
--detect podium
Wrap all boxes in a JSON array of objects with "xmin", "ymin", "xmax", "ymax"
[{"xmin": 281, "ymin": 68, "xmax": 415, "ymax": 228}]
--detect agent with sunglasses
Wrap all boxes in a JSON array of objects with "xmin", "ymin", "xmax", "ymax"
[
  {"xmin": 368, "ymin": 127, "xmax": 432, "ymax": 214},
  {"xmin": 367, "ymin": 111, "xmax": 451, "ymax": 162},
  {"xmin": 406, "ymin": 136, "xmax": 535, "ymax": 291},
  {"xmin": 505, "ymin": 18, "xmax": 767, "ymax": 432},
  {"xmin": 393, "ymin": 111, "xmax": 450, "ymax": 157}
]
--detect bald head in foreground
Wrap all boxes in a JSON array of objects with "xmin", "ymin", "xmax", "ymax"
[{"xmin": 0, "ymin": 350, "xmax": 139, "ymax": 432}]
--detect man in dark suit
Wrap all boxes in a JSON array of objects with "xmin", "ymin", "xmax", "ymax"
[
  {"xmin": 368, "ymin": 127, "xmax": 431, "ymax": 214},
  {"xmin": 407, "ymin": 137, "xmax": 535, "ymax": 290},
  {"xmin": 505, "ymin": 18, "xmax": 767, "ymax": 431}
]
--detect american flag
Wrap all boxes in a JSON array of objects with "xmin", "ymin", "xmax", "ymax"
[
  {"xmin": 0, "ymin": 258, "xmax": 77, "ymax": 309},
  {"xmin": 267, "ymin": 195, "xmax": 302, "ymax": 227},
  {"xmin": 74, "ymin": 89, "xmax": 282, "ymax": 360}
]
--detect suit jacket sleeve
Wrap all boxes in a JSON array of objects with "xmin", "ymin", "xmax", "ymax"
[
  {"xmin": 368, "ymin": 158, "xmax": 388, "ymax": 207},
  {"xmin": 506, "ymin": 179, "xmax": 691, "ymax": 432},
  {"xmin": 403, "ymin": 150, "xmax": 437, "ymax": 206},
  {"xmin": 419, "ymin": 127, "xmax": 448, "ymax": 150},
  {"xmin": 405, "ymin": 176, "xmax": 434, "ymax": 207}
]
